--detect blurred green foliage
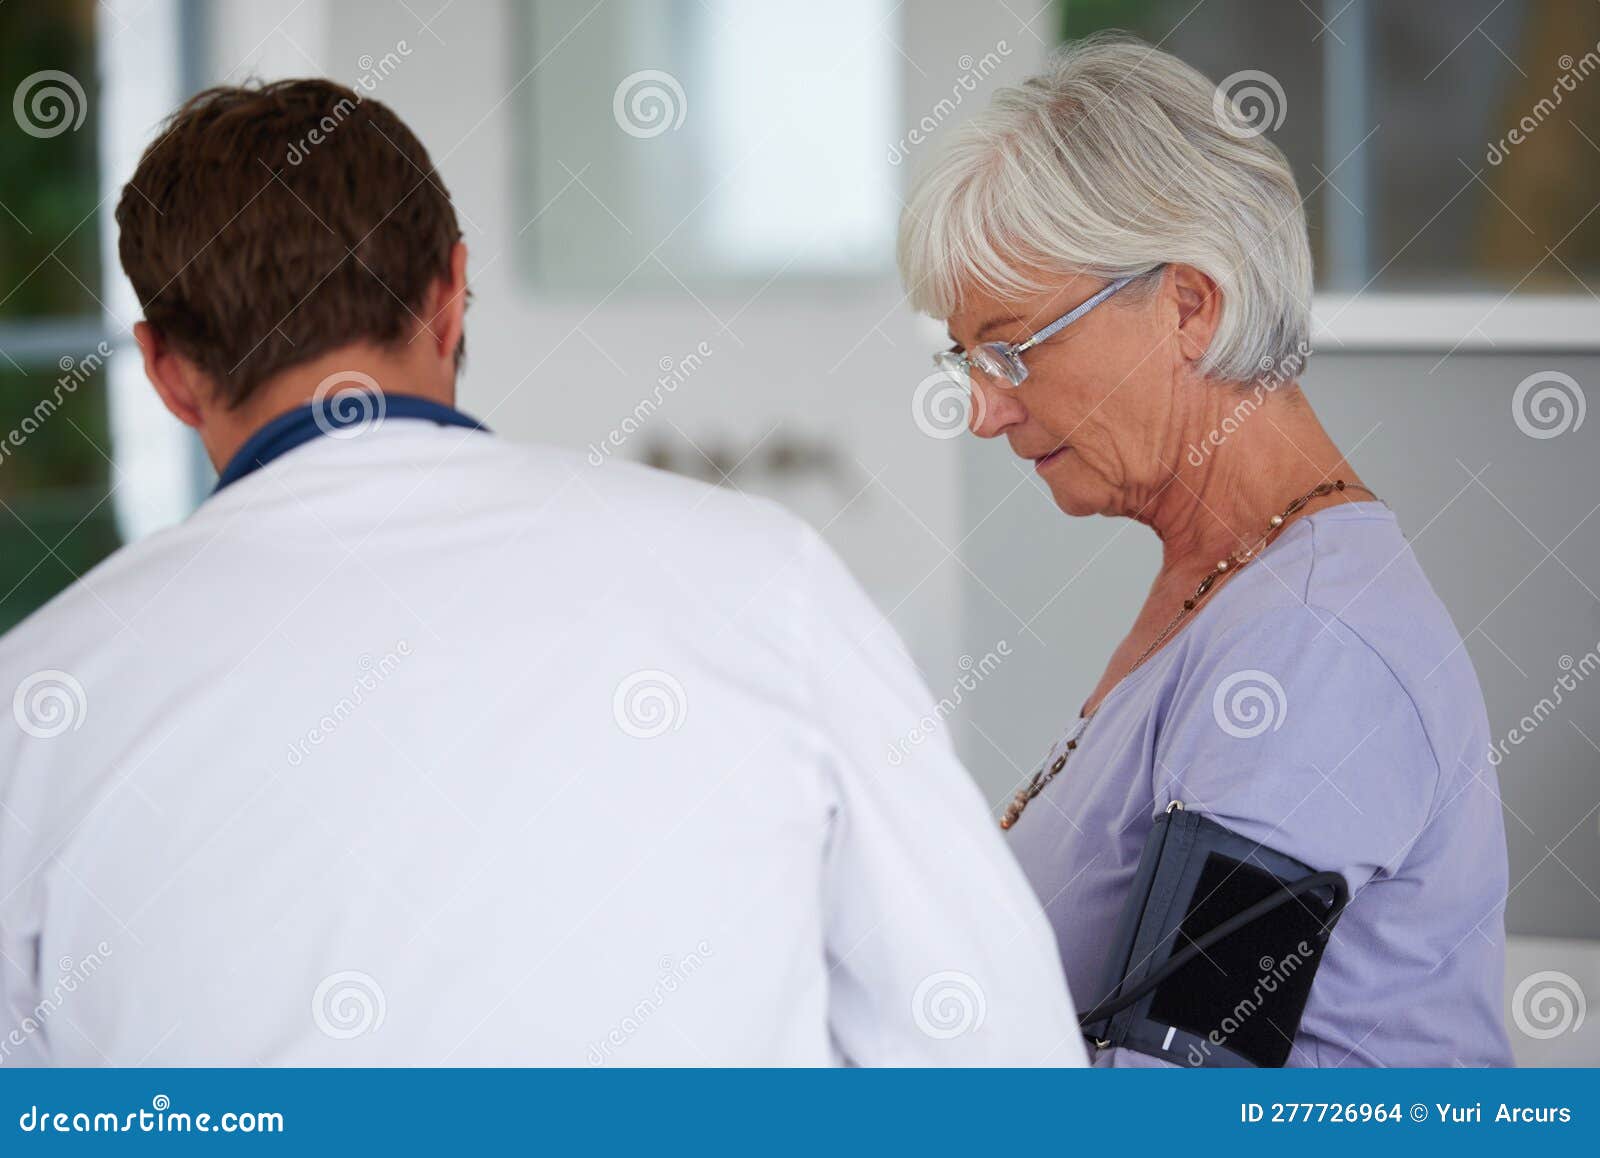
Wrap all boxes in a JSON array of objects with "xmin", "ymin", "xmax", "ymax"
[
  {"xmin": 0, "ymin": 363, "xmax": 122, "ymax": 629},
  {"xmin": 1, "ymin": 0, "xmax": 102, "ymax": 319},
  {"xmin": 0, "ymin": 0, "xmax": 120, "ymax": 632},
  {"xmin": 1060, "ymin": 0, "xmax": 1170, "ymax": 40}
]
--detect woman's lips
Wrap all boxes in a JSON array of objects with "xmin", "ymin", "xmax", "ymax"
[{"xmin": 1033, "ymin": 446, "xmax": 1069, "ymax": 471}]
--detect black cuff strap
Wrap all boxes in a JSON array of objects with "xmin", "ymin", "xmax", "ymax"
[{"xmin": 1077, "ymin": 804, "xmax": 1350, "ymax": 1067}]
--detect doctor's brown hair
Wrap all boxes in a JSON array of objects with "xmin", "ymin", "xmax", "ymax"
[{"xmin": 114, "ymin": 78, "xmax": 463, "ymax": 408}]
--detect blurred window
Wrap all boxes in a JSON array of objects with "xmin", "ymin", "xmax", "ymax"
[
  {"xmin": 516, "ymin": 0, "xmax": 900, "ymax": 294},
  {"xmin": 1063, "ymin": 0, "xmax": 1599, "ymax": 295}
]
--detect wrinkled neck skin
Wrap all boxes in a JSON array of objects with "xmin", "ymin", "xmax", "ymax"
[{"xmin": 1127, "ymin": 375, "xmax": 1366, "ymax": 589}]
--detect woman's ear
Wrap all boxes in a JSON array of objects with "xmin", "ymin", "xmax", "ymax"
[{"xmin": 1168, "ymin": 263, "xmax": 1223, "ymax": 367}]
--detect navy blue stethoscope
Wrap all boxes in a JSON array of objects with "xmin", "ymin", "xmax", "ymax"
[{"xmin": 212, "ymin": 391, "xmax": 488, "ymax": 493}]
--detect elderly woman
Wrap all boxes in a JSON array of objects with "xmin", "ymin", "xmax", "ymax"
[{"xmin": 898, "ymin": 35, "xmax": 1512, "ymax": 1068}]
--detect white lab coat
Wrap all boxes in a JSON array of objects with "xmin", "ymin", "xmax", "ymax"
[{"xmin": 0, "ymin": 419, "xmax": 1084, "ymax": 1066}]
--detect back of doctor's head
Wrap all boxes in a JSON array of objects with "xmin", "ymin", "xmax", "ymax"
[{"xmin": 114, "ymin": 78, "xmax": 463, "ymax": 409}]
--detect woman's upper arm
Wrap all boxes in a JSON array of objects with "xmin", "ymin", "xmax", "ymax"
[{"xmin": 1149, "ymin": 604, "xmax": 1441, "ymax": 892}]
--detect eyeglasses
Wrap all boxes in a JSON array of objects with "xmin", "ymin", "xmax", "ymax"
[{"xmin": 933, "ymin": 272, "xmax": 1143, "ymax": 389}]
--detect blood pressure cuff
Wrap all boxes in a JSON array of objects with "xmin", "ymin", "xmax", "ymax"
[{"xmin": 1080, "ymin": 805, "xmax": 1347, "ymax": 1067}]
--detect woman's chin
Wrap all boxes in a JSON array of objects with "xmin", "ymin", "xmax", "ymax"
[
  {"xmin": 1050, "ymin": 488, "xmax": 1100, "ymax": 517},
  {"xmin": 1039, "ymin": 458, "xmax": 1100, "ymax": 517}
]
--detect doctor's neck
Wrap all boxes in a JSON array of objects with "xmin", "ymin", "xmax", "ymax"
[
  {"xmin": 210, "ymin": 342, "xmax": 458, "ymax": 472},
  {"xmin": 141, "ymin": 333, "xmax": 461, "ymax": 476}
]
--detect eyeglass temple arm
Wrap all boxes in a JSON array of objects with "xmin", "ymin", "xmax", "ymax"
[{"xmin": 1013, "ymin": 274, "xmax": 1137, "ymax": 354}]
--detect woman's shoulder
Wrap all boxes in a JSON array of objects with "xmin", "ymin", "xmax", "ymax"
[
  {"xmin": 1276, "ymin": 503, "xmax": 1477, "ymax": 711},
  {"xmin": 1164, "ymin": 501, "xmax": 1489, "ymax": 786},
  {"xmin": 1189, "ymin": 503, "xmax": 1470, "ymax": 675}
]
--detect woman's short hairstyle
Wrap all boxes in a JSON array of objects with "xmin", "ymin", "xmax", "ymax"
[{"xmin": 898, "ymin": 33, "xmax": 1313, "ymax": 384}]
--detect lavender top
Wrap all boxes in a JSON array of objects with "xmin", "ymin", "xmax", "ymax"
[{"xmin": 1006, "ymin": 502, "xmax": 1513, "ymax": 1067}]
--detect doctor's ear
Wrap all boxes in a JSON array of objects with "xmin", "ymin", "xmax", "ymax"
[
  {"xmin": 417, "ymin": 240, "xmax": 469, "ymax": 367},
  {"xmin": 133, "ymin": 321, "xmax": 210, "ymax": 429}
]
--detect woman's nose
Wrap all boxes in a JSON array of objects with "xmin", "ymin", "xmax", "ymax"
[{"xmin": 969, "ymin": 375, "xmax": 1025, "ymax": 438}]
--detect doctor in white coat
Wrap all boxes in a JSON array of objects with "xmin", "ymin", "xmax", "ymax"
[{"xmin": 0, "ymin": 79, "xmax": 1083, "ymax": 1066}]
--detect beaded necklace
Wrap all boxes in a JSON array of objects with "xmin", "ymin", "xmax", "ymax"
[{"xmin": 999, "ymin": 479, "xmax": 1379, "ymax": 830}]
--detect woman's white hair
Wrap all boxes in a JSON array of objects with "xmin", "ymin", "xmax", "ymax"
[{"xmin": 898, "ymin": 33, "xmax": 1313, "ymax": 384}]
